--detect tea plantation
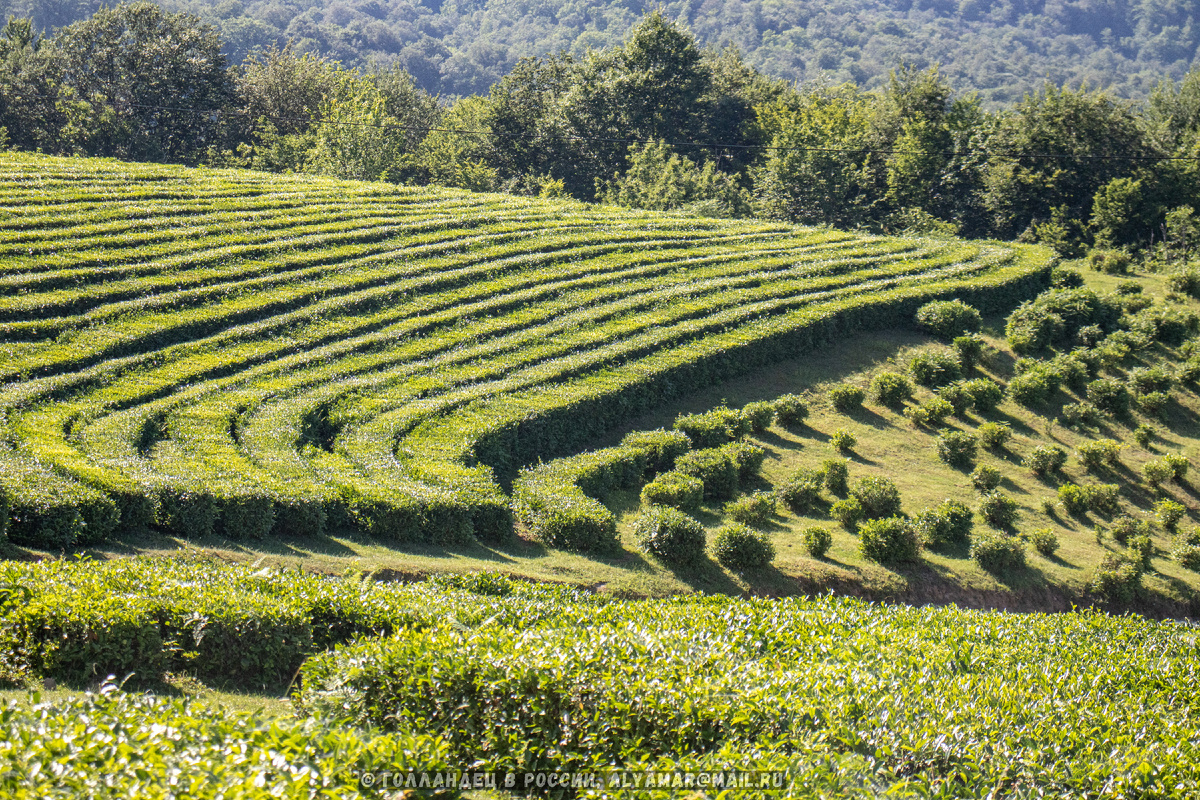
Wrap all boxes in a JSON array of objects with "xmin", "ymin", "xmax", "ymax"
[
  {"xmin": 9, "ymin": 152, "xmax": 1200, "ymax": 797},
  {"xmin": 0, "ymin": 152, "xmax": 1049, "ymax": 551}
]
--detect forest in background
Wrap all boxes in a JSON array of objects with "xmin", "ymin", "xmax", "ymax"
[
  {"xmin": 0, "ymin": 2, "xmax": 1199, "ymax": 257},
  {"xmin": 6, "ymin": 0, "xmax": 1200, "ymax": 103}
]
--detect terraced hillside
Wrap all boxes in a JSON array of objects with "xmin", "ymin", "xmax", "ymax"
[{"xmin": 0, "ymin": 153, "xmax": 1052, "ymax": 548}]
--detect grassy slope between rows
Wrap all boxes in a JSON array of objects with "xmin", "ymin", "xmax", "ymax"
[{"xmin": 0, "ymin": 151, "xmax": 1048, "ymax": 549}]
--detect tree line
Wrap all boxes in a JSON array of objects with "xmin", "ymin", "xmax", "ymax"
[{"xmin": 2, "ymin": 2, "xmax": 1199, "ymax": 256}]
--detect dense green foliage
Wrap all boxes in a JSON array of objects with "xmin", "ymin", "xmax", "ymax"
[
  {"xmin": 711, "ymin": 522, "xmax": 775, "ymax": 570},
  {"xmin": 971, "ymin": 530, "xmax": 1027, "ymax": 571},
  {"xmin": 0, "ymin": 152, "xmax": 1049, "ymax": 548},
  {"xmin": 850, "ymin": 476, "xmax": 904, "ymax": 520},
  {"xmin": 858, "ymin": 516, "xmax": 919, "ymax": 564},
  {"xmin": 11, "ymin": 0, "xmax": 1199, "ymax": 109},
  {"xmin": 912, "ymin": 499, "xmax": 973, "ymax": 548},
  {"xmin": 632, "ymin": 504, "xmax": 706, "ymax": 564},
  {"xmin": 298, "ymin": 581, "xmax": 1200, "ymax": 796},
  {"xmin": 7, "ymin": 558, "xmax": 1200, "ymax": 796},
  {"xmin": 0, "ymin": 557, "xmax": 582, "ymax": 688},
  {"xmin": 0, "ymin": 687, "xmax": 453, "ymax": 798}
]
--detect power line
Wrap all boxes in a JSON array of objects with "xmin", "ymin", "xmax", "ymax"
[{"xmin": 125, "ymin": 101, "xmax": 1200, "ymax": 163}]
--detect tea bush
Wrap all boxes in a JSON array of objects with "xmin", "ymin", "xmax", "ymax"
[
  {"xmin": 936, "ymin": 430, "xmax": 978, "ymax": 467},
  {"xmin": 828, "ymin": 385, "xmax": 864, "ymax": 413},
  {"xmin": 915, "ymin": 299, "xmax": 982, "ymax": 338},
  {"xmin": 978, "ymin": 492, "xmax": 1019, "ymax": 528},
  {"xmin": 801, "ymin": 526, "xmax": 833, "ymax": 558},
  {"xmin": 640, "ymin": 472, "xmax": 705, "ymax": 511},
  {"xmin": 869, "ymin": 372, "xmax": 913, "ymax": 407},
  {"xmin": 971, "ymin": 531, "xmax": 1026, "ymax": 572},
  {"xmin": 859, "ymin": 517, "xmax": 919, "ymax": 564},
  {"xmin": 773, "ymin": 394, "xmax": 809, "ymax": 426},
  {"xmin": 711, "ymin": 524, "xmax": 775, "ymax": 570},
  {"xmin": 724, "ymin": 492, "xmax": 776, "ymax": 528},
  {"xmin": 632, "ymin": 506, "xmax": 706, "ymax": 565},
  {"xmin": 850, "ymin": 476, "xmax": 903, "ymax": 520}
]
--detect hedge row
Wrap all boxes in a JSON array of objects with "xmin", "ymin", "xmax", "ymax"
[
  {"xmin": 0, "ymin": 153, "xmax": 1052, "ymax": 551},
  {"xmin": 512, "ymin": 429, "xmax": 690, "ymax": 552},
  {"xmin": 298, "ymin": 590, "xmax": 1200, "ymax": 795},
  {"xmin": 0, "ymin": 557, "xmax": 590, "ymax": 689}
]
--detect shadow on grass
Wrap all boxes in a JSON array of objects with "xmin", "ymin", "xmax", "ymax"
[
  {"xmin": 756, "ymin": 428, "xmax": 808, "ymax": 449},
  {"xmin": 989, "ymin": 445, "xmax": 1027, "ymax": 469},
  {"xmin": 924, "ymin": 538, "xmax": 971, "ymax": 560},
  {"xmin": 1159, "ymin": 572, "xmax": 1200, "ymax": 607},
  {"xmin": 845, "ymin": 449, "xmax": 880, "ymax": 466},
  {"xmin": 975, "ymin": 558, "xmax": 1050, "ymax": 591},
  {"xmin": 843, "ymin": 404, "xmax": 894, "ymax": 430},
  {"xmin": 996, "ymin": 475, "xmax": 1030, "ymax": 496},
  {"xmin": 1041, "ymin": 551, "xmax": 1081, "ymax": 570},
  {"xmin": 656, "ymin": 554, "xmax": 745, "ymax": 595},
  {"xmin": 741, "ymin": 563, "xmax": 810, "ymax": 597},
  {"xmin": 987, "ymin": 408, "xmax": 1040, "ymax": 438},
  {"xmin": 0, "ymin": 540, "xmax": 52, "ymax": 561}
]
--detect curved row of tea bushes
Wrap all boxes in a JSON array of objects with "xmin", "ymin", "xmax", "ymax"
[
  {"xmin": 0, "ymin": 152, "xmax": 1053, "ymax": 548},
  {"xmin": 0, "ymin": 558, "xmax": 592, "ymax": 689},
  {"xmin": 512, "ymin": 429, "xmax": 691, "ymax": 552}
]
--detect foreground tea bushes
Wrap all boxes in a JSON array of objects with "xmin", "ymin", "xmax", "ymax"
[
  {"xmin": 0, "ymin": 153, "xmax": 1053, "ymax": 549},
  {"xmin": 0, "ymin": 686, "xmax": 453, "ymax": 799},
  {"xmin": 7, "ymin": 558, "xmax": 1200, "ymax": 796},
  {"xmin": 0, "ymin": 558, "xmax": 592, "ymax": 690},
  {"xmin": 300, "ymin": 589, "xmax": 1200, "ymax": 797}
]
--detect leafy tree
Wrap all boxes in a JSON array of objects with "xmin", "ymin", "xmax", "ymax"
[
  {"xmin": 877, "ymin": 67, "xmax": 991, "ymax": 233},
  {"xmin": 701, "ymin": 44, "xmax": 786, "ymax": 177},
  {"xmin": 50, "ymin": 2, "xmax": 233, "ymax": 162},
  {"xmin": 233, "ymin": 44, "xmax": 344, "ymax": 171},
  {"xmin": 0, "ymin": 17, "xmax": 62, "ymax": 152},
  {"xmin": 481, "ymin": 14, "xmax": 735, "ymax": 200},
  {"xmin": 1092, "ymin": 176, "xmax": 1159, "ymax": 248},
  {"xmin": 237, "ymin": 44, "xmax": 344, "ymax": 137},
  {"xmin": 482, "ymin": 54, "xmax": 577, "ymax": 193},
  {"xmin": 611, "ymin": 11, "xmax": 711, "ymax": 143},
  {"xmin": 753, "ymin": 84, "xmax": 873, "ymax": 227},
  {"xmin": 597, "ymin": 140, "xmax": 749, "ymax": 217},
  {"xmin": 982, "ymin": 84, "xmax": 1154, "ymax": 243},
  {"xmin": 308, "ymin": 74, "xmax": 404, "ymax": 182},
  {"xmin": 413, "ymin": 96, "xmax": 498, "ymax": 192}
]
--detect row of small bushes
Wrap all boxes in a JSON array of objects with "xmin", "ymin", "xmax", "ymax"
[
  {"xmin": 635, "ymin": 438, "xmax": 774, "ymax": 568},
  {"xmin": 672, "ymin": 395, "xmax": 810, "ymax": 446},
  {"xmin": 0, "ymin": 444, "xmax": 512, "ymax": 550},
  {"xmin": 4, "ymin": 264, "xmax": 1053, "ymax": 554},
  {"xmin": 466, "ymin": 254, "xmax": 1052, "ymax": 487},
  {"xmin": 633, "ymin": 506, "xmax": 776, "ymax": 571},
  {"xmin": 0, "ymin": 557, "xmax": 597, "ymax": 690},
  {"xmin": 513, "ymin": 429, "xmax": 691, "ymax": 553}
]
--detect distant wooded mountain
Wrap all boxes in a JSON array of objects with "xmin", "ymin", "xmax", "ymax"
[{"xmin": 8, "ymin": 0, "xmax": 1198, "ymax": 102}]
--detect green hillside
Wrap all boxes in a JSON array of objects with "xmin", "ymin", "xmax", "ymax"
[{"xmin": 0, "ymin": 151, "xmax": 1049, "ymax": 554}]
